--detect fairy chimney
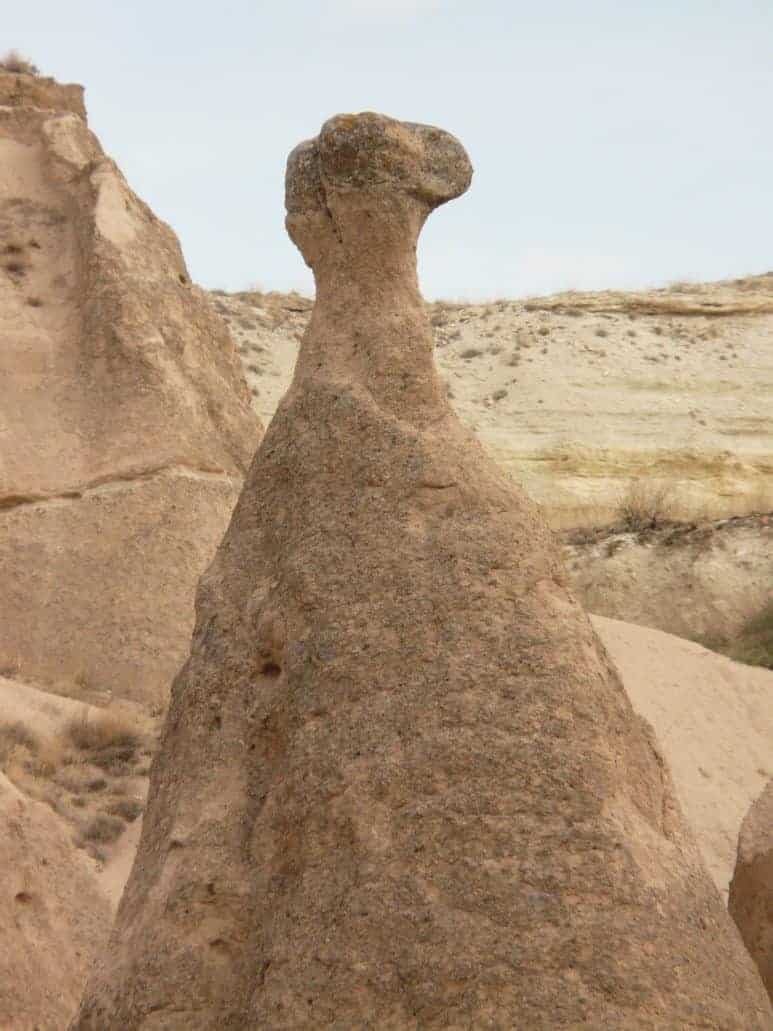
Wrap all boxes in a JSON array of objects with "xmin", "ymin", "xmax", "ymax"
[
  {"xmin": 72, "ymin": 113, "xmax": 773, "ymax": 1029},
  {"xmin": 0, "ymin": 72, "xmax": 260, "ymax": 707}
]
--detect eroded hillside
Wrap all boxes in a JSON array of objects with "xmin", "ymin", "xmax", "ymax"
[{"xmin": 215, "ymin": 273, "xmax": 773, "ymax": 528}]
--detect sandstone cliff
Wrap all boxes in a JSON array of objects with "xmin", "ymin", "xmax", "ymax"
[
  {"xmin": 73, "ymin": 113, "xmax": 772, "ymax": 1030},
  {"xmin": 0, "ymin": 70, "xmax": 260, "ymax": 706}
]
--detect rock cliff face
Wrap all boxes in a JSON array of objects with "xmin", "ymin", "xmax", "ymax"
[
  {"xmin": 730, "ymin": 781, "xmax": 773, "ymax": 1002},
  {"xmin": 72, "ymin": 113, "xmax": 772, "ymax": 1029},
  {"xmin": 0, "ymin": 71, "xmax": 260, "ymax": 706}
]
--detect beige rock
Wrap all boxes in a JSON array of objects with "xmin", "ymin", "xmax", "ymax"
[
  {"xmin": 72, "ymin": 113, "xmax": 772, "ymax": 1029},
  {"xmin": 730, "ymin": 781, "xmax": 773, "ymax": 1002},
  {"xmin": 0, "ymin": 772, "xmax": 111, "ymax": 1030},
  {"xmin": 0, "ymin": 73, "xmax": 260, "ymax": 705}
]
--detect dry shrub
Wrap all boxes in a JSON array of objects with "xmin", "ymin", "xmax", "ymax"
[
  {"xmin": 616, "ymin": 479, "xmax": 675, "ymax": 532},
  {"xmin": 66, "ymin": 709, "xmax": 141, "ymax": 772},
  {"xmin": 0, "ymin": 50, "xmax": 39, "ymax": 75},
  {"xmin": 82, "ymin": 813, "xmax": 124, "ymax": 844},
  {"xmin": 0, "ymin": 721, "xmax": 38, "ymax": 764},
  {"xmin": 107, "ymin": 797, "xmax": 144, "ymax": 822}
]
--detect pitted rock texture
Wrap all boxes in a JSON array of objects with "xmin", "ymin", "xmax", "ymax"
[
  {"xmin": 72, "ymin": 113, "xmax": 773, "ymax": 1029},
  {"xmin": 730, "ymin": 781, "xmax": 773, "ymax": 1002},
  {"xmin": 0, "ymin": 74, "xmax": 260, "ymax": 705}
]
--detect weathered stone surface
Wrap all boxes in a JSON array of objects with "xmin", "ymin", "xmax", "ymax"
[
  {"xmin": 0, "ymin": 773, "xmax": 111, "ymax": 1031},
  {"xmin": 0, "ymin": 75, "xmax": 260, "ymax": 705},
  {"xmin": 730, "ymin": 781, "xmax": 773, "ymax": 1002},
  {"xmin": 72, "ymin": 113, "xmax": 772, "ymax": 1029},
  {"xmin": 0, "ymin": 69, "xmax": 85, "ymax": 117}
]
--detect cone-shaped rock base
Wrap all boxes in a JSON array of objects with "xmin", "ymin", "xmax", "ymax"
[{"xmin": 73, "ymin": 114, "xmax": 773, "ymax": 1029}]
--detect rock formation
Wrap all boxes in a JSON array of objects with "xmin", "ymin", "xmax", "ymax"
[
  {"xmin": 730, "ymin": 780, "xmax": 773, "ymax": 1001},
  {"xmin": 0, "ymin": 70, "xmax": 260, "ymax": 707},
  {"xmin": 0, "ymin": 772, "xmax": 112, "ymax": 1030},
  {"xmin": 72, "ymin": 113, "xmax": 773, "ymax": 1029}
]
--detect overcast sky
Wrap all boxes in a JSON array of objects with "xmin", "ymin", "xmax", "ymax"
[{"xmin": 6, "ymin": 1, "xmax": 772, "ymax": 299}]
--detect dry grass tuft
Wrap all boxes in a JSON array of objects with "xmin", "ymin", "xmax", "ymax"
[
  {"xmin": 616, "ymin": 479, "xmax": 676, "ymax": 533},
  {"xmin": 106, "ymin": 797, "xmax": 144, "ymax": 822},
  {"xmin": 0, "ymin": 50, "xmax": 39, "ymax": 75},
  {"xmin": 66, "ymin": 709, "xmax": 139, "ymax": 753},
  {"xmin": 0, "ymin": 721, "xmax": 39, "ymax": 763},
  {"xmin": 82, "ymin": 813, "xmax": 124, "ymax": 844}
]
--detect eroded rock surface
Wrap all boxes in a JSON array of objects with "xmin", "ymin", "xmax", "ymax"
[
  {"xmin": 730, "ymin": 781, "xmax": 773, "ymax": 1001},
  {"xmin": 73, "ymin": 113, "xmax": 773, "ymax": 1029},
  {"xmin": 0, "ymin": 71, "xmax": 260, "ymax": 705}
]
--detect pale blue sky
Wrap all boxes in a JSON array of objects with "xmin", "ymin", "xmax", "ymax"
[{"xmin": 6, "ymin": 1, "xmax": 772, "ymax": 298}]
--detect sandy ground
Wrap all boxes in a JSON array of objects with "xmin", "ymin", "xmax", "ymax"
[
  {"xmin": 214, "ymin": 274, "xmax": 773, "ymax": 528},
  {"xmin": 594, "ymin": 615, "xmax": 773, "ymax": 898}
]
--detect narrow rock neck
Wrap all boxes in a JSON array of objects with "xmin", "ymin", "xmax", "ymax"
[{"xmin": 293, "ymin": 199, "xmax": 449, "ymax": 423}]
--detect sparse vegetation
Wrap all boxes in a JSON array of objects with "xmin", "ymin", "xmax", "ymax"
[
  {"xmin": 82, "ymin": 813, "xmax": 124, "ymax": 844},
  {"xmin": 66, "ymin": 709, "xmax": 139, "ymax": 754},
  {"xmin": 0, "ymin": 50, "xmax": 39, "ymax": 76},
  {"xmin": 616, "ymin": 479, "xmax": 675, "ymax": 533},
  {"xmin": 107, "ymin": 797, "xmax": 144, "ymax": 822},
  {"xmin": 0, "ymin": 720, "xmax": 39, "ymax": 763}
]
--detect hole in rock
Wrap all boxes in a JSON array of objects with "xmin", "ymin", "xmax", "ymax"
[
  {"xmin": 15, "ymin": 892, "xmax": 32, "ymax": 904},
  {"xmin": 261, "ymin": 662, "xmax": 281, "ymax": 678}
]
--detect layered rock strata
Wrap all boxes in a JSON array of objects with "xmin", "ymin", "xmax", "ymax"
[
  {"xmin": 0, "ymin": 71, "xmax": 259, "ymax": 706},
  {"xmin": 73, "ymin": 113, "xmax": 773, "ymax": 1029}
]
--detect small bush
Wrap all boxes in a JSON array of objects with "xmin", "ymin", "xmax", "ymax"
[
  {"xmin": 106, "ymin": 798, "xmax": 144, "ymax": 822},
  {"xmin": 67, "ymin": 709, "xmax": 139, "ymax": 755},
  {"xmin": 616, "ymin": 479, "xmax": 675, "ymax": 532},
  {"xmin": 82, "ymin": 813, "xmax": 124, "ymax": 844},
  {"xmin": 0, "ymin": 721, "xmax": 38, "ymax": 763},
  {"xmin": 460, "ymin": 348, "xmax": 483, "ymax": 360},
  {"xmin": 0, "ymin": 50, "xmax": 39, "ymax": 75}
]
